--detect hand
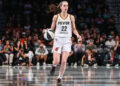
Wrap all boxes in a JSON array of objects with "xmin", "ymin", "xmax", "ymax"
[
  {"xmin": 77, "ymin": 34, "xmax": 82, "ymax": 41},
  {"xmin": 42, "ymin": 29, "xmax": 47, "ymax": 33}
]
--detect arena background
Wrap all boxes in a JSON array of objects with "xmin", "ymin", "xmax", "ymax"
[{"xmin": 0, "ymin": 0, "xmax": 120, "ymax": 86}]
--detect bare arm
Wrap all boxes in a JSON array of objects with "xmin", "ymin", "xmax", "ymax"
[
  {"xmin": 81, "ymin": 55, "xmax": 85, "ymax": 65},
  {"xmin": 17, "ymin": 51, "xmax": 20, "ymax": 58},
  {"xmin": 71, "ymin": 15, "xmax": 82, "ymax": 40},
  {"xmin": 50, "ymin": 15, "xmax": 58, "ymax": 31}
]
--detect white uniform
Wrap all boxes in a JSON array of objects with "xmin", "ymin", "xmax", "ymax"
[{"xmin": 53, "ymin": 14, "xmax": 72, "ymax": 53}]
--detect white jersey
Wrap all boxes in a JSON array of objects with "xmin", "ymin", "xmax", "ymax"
[{"xmin": 55, "ymin": 14, "xmax": 72, "ymax": 38}]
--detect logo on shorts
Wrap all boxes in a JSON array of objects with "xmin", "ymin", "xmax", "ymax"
[{"xmin": 55, "ymin": 47, "xmax": 59, "ymax": 51}]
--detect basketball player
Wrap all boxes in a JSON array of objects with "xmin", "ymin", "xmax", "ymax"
[{"xmin": 50, "ymin": 1, "xmax": 82, "ymax": 83}]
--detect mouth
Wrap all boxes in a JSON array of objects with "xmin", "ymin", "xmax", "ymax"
[{"xmin": 65, "ymin": 9, "xmax": 67, "ymax": 11}]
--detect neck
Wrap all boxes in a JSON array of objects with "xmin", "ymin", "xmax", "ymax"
[{"xmin": 60, "ymin": 12, "xmax": 67, "ymax": 17}]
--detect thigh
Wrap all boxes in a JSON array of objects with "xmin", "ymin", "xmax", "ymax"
[
  {"xmin": 52, "ymin": 37, "xmax": 62, "ymax": 54},
  {"xmin": 62, "ymin": 38, "xmax": 72, "ymax": 53}
]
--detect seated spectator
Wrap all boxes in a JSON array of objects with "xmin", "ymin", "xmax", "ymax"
[
  {"xmin": 114, "ymin": 35, "xmax": 120, "ymax": 62},
  {"xmin": 24, "ymin": 49, "xmax": 34, "ymax": 66},
  {"xmin": 81, "ymin": 49, "xmax": 97, "ymax": 66},
  {"xmin": 73, "ymin": 39, "xmax": 85, "ymax": 66},
  {"xmin": 105, "ymin": 35, "xmax": 115, "ymax": 50},
  {"xmin": 104, "ymin": 48, "xmax": 119, "ymax": 67},
  {"xmin": 16, "ymin": 48, "xmax": 29, "ymax": 66},
  {"xmin": 20, "ymin": 38, "xmax": 34, "ymax": 66},
  {"xmin": 95, "ymin": 37, "xmax": 105, "ymax": 48},
  {"xmin": 0, "ymin": 40, "xmax": 6, "ymax": 65},
  {"xmin": 4, "ymin": 40, "xmax": 14, "ymax": 65},
  {"xmin": 86, "ymin": 39, "xmax": 97, "ymax": 53},
  {"xmin": 35, "ymin": 43, "xmax": 48, "ymax": 66}
]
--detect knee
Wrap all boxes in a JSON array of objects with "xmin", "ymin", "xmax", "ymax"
[
  {"xmin": 53, "ymin": 60, "xmax": 60, "ymax": 65},
  {"xmin": 10, "ymin": 54, "xmax": 14, "ymax": 57},
  {"xmin": 61, "ymin": 60, "xmax": 66, "ymax": 66}
]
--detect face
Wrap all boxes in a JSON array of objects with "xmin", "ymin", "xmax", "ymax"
[
  {"xmin": 115, "ymin": 36, "xmax": 119, "ymax": 40},
  {"xmin": 34, "ymin": 34, "xmax": 38, "ymax": 40},
  {"xmin": 86, "ymin": 49, "xmax": 91, "ymax": 54},
  {"xmin": 100, "ymin": 37, "xmax": 103, "ymax": 41},
  {"xmin": 40, "ymin": 44, "xmax": 44, "ymax": 48},
  {"xmin": 78, "ymin": 41, "xmax": 82, "ymax": 44},
  {"xmin": 28, "ymin": 36, "xmax": 32, "ymax": 40},
  {"xmin": 6, "ymin": 40, "xmax": 9, "ymax": 45},
  {"xmin": 60, "ymin": 2, "xmax": 68, "ymax": 13},
  {"xmin": 89, "ymin": 41, "xmax": 94, "ymax": 45}
]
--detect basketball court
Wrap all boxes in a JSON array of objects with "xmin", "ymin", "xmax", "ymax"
[{"xmin": 0, "ymin": 66, "xmax": 119, "ymax": 86}]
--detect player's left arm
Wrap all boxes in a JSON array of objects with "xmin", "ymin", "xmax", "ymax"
[{"xmin": 71, "ymin": 15, "xmax": 82, "ymax": 40}]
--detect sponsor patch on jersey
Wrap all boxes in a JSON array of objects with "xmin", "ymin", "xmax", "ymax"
[{"xmin": 60, "ymin": 32, "xmax": 68, "ymax": 34}]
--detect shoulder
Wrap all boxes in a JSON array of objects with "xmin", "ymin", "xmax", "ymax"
[
  {"xmin": 36, "ymin": 48, "xmax": 40, "ymax": 50},
  {"xmin": 69, "ymin": 14, "xmax": 75, "ymax": 21},
  {"xmin": 53, "ymin": 14, "xmax": 58, "ymax": 20},
  {"xmin": 69, "ymin": 14, "xmax": 74, "ymax": 18}
]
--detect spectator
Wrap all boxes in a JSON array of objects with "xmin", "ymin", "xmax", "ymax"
[
  {"xmin": 35, "ymin": 43, "xmax": 48, "ymax": 66},
  {"xmin": 73, "ymin": 39, "xmax": 85, "ymax": 66},
  {"xmin": 4, "ymin": 40, "xmax": 14, "ymax": 65},
  {"xmin": 16, "ymin": 48, "xmax": 29, "ymax": 66},
  {"xmin": 81, "ymin": 49, "xmax": 97, "ymax": 67},
  {"xmin": 86, "ymin": 39, "xmax": 97, "ymax": 53},
  {"xmin": 0, "ymin": 40, "xmax": 6, "ymax": 65},
  {"xmin": 104, "ymin": 48, "xmax": 119, "ymax": 67},
  {"xmin": 105, "ymin": 35, "xmax": 115, "ymax": 49}
]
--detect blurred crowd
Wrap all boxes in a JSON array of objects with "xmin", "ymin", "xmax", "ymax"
[{"xmin": 0, "ymin": 0, "xmax": 119, "ymax": 67}]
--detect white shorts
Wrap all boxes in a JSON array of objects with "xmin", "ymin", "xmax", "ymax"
[{"xmin": 52, "ymin": 37, "xmax": 72, "ymax": 54}]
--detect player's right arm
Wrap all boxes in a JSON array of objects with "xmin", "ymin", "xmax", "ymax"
[{"xmin": 50, "ymin": 15, "xmax": 58, "ymax": 31}]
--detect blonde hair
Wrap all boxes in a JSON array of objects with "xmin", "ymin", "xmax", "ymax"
[{"xmin": 57, "ymin": 1, "xmax": 68, "ymax": 13}]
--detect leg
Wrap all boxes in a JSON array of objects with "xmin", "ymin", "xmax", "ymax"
[
  {"xmin": 9, "ymin": 54, "xmax": 14, "ymax": 65},
  {"xmin": 27, "ymin": 51, "xmax": 34, "ymax": 66},
  {"xmin": 36, "ymin": 55, "xmax": 40, "ymax": 62},
  {"xmin": 40, "ymin": 55, "xmax": 44, "ymax": 66},
  {"xmin": 50, "ymin": 52, "xmax": 60, "ymax": 75},
  {"xmin": 5, "ymin": 54, "xmax": 9, "ymax": 64},
  {"xmin": 43, "ymin": 55, "xmax": 47, "ymax": 63},
  {"xmin": 58, "ymin": 51, "xmax": 69, "ymax": 78},
  {"xmin": 53, "ymin": 52, "xmax": 60, "ymax": 66},
  {"xmin": 57, "ymin": 38, "xmax": 72, "ymax": 80}
]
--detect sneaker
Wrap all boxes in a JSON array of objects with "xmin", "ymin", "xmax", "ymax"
[
  {"xmin": 74, "ymin": 62, "xmax": 77, "ymax": 68},
  {"xmin": 50, "ymin": 66, "xmax": 56, "ymax": 75},
  {"xmin": 93, "ymin": 64, "xmax": 97, "ymax": 68},
  {"xmin": 115, "ymin": 64, "xmax": 119, "ymax": 68},
  {"xmin": 106, "ymin": 64, "xmax": 110, "ymax": 69},
  {"xmin": 37, "ymin": 62, "xmax": 40, "ymax": 66},
  {"xmin": 84, "ymin": 64, "xmax": 89, "ymax": 68},
  {"xmin": 57, "ymin": 78, "xmax": 62, "ymax": 84},
  {"xmin": 43, "ymin": 62, "xmax": 46, "ymax": 66},
  {"xmin": 43, "ymin": 62, "xmax": 46, "ymax": 70}
]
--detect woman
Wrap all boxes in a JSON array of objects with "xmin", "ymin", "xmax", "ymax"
[
  {"xmin": 16, "ymin": 48, "xmax": 29, "ymax": 66},
  {"xmin": 49, "ymin": 1, "xmax": 81, "ymax": 83},
  {"xmin": 81, "ymin": 49, "xmax": 96, "ymax": 66},
  {"xmin": 4, "ymin": 40, "xmax": 14, "ymax": 65}
]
